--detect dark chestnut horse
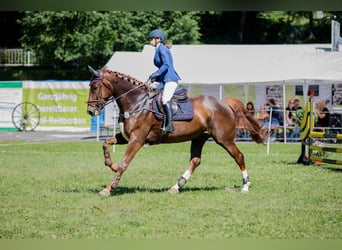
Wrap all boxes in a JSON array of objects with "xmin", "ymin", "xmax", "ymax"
[{"xmin": 86, "ymin": 66, "xmax": 266, "ymax": 197}]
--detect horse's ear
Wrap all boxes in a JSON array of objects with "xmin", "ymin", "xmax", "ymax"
[{"xmin": 88, "ymin": 65, "xmax": 101, "ymax": 78}]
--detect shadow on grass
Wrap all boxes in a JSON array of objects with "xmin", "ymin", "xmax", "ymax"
[
  {"xmin": 81, "ymin": 136, "xmax": 109, "ymax": 141},
  {"xmin": 308, "ymin": 163, "xmax": 342, "ymax": 173},
  {"xmin": 87, "ymin": 185, "xmax": 227, "ymax": 196},
  {"xmin": 287, "ymin": 162, "xmax": 342, "ymax": 173},
  {"xmin": 325, "ymin": 167, "xmax": 342, "ymax": 173}
]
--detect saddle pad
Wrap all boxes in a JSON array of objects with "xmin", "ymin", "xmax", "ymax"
[{"xmin": 152, "ymin": 96, "xmax": 194, "ymax": 121}]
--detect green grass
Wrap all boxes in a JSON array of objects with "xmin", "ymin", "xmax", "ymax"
[{"xmin": 0, "ymin": 140, "xmax": 341, "ymax": 239}]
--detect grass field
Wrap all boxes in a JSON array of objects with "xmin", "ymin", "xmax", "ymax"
[{"xmin": 0, "ymin": 140, "xmax": 341, "ymax": 239}]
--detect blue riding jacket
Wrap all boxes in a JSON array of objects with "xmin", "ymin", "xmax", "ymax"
[{"xmin": 151, "ymin": 43, "xmax": 181, "ymax": 90}]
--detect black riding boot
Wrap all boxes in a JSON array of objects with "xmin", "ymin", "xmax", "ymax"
[{"xmin": 162, "ymin": 101, "xmax": 174, "ymax": 133}]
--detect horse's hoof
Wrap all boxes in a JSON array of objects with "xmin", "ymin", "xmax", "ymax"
[
  {"xmin": 110, "ymin": 163, "xmax": 117, "ymax": 172},
  {"xmin": 241, "ymin": 184, "xmax": 250, "ymax": 193},
  {"xmin": 168, "ymin": 187, "xmax": 179, "ymax": 194},
  {"xmin": 99, "ymin": 188, "xmax": 111, "ymax": 197},
  {"xmin": 240, "ymin": 181, "xmax": 251, "ymax": 193}
]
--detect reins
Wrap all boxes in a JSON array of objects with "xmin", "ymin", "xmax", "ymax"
[{"xmin": 111, "ymin": 81, "xmax": 146, "ymax": 102}]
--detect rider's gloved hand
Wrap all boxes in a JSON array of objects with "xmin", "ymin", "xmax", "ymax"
[
  {"xmin": 149, "ymin": 81, "xmax": 160, "ymax": 89},
  {"xmin": 148, "ymin": 74, "xmax": 157, "ymax": 82}
]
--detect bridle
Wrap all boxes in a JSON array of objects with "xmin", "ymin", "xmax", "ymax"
[
  {"xmin": 87, "ymin": 75, "xmax": 163, "ymax": 122},
  {"xmin": 86, "ymin": 77, "xmax": 147, "ymax": 110},
  {"xmin": 86, "ymin": 78, "xmax": 113, "ymax": 110}
]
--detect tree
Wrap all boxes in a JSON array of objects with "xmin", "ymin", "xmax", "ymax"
[
  {"xmin": 19, "ymin": 12, "xmax": 105, "ymax": 66},
  {"xmin": 257, "ymin": 11, "xmax": 342, "ymax": 43},
  {"xmin": 0, "ymin": 11, "xmax": 24, "ymax": 47},
  {"xmin": 18, "ymin": 11, "xmax": 201, "ymax": 67},
  {"xmin": 199, "ymin": 11, "xmax": 342, "ymax": 44},
  {"xmin": 199, "ymin": 11, "xmax": 266, "ymax": 44},
  {"xmin": 159, "ymin": 11, "xmax": 201, "ymax": 44}
]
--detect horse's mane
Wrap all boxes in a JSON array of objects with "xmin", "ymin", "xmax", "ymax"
[{"xmin": 106, "ymin": 69, "xmax": 145, "ymax": 87}]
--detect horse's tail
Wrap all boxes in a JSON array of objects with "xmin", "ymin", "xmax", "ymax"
[{"xmin": 225, "ymin": 98, "xmax": 267, "ymax": 144}]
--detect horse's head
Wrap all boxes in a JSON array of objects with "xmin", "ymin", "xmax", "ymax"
[
  {"xmin": 86, "ymin": 66, "xmax": 113, "ymax": 116},
  {"xmin": 87, "ymin": 66, "xmax": 151, "ymax": 116}
]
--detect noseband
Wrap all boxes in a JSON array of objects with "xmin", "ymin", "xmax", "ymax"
[{"xmin": 86, "ymin": 78, "xmax": 114, "ymax": 110}]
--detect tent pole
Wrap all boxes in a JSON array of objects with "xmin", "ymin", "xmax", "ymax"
[
  {"xmin": 303, "ymin": 80, "xmax": 308, "ymax": 105},
  {"xmin": 283, "ymin": 81, "xmax": 287, "ymax": 144},
  {"xmin": 219, "ymin": 85, "xmax": 223, "ymax": 100},
  {"xmin": 266, "ymin": 107, "xmax": 273, "ymax": 155},
  {"xmin": 244, "ymin": 83, "xmax": 249, "ymax": 104}
]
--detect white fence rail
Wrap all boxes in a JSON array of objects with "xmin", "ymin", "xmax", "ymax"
[{"xmin": 0, "ymin": 48, "xmax": 39, "ymax": 66}]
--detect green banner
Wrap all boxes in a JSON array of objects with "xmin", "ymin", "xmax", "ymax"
[
  {"xmin": 23, "ymin": 81, "xmax": 91, "ymax": 130},
  {"xmin": 0, "ymin": 81, "xmax": 23, "ymax": 130},
  {"xmin": 0, "ymin": 81, "xmax": 22, "ymax": 88}
]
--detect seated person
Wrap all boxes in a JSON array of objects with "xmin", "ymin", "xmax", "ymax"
[
  {"xmin": 286, "ymin": 99, "xmax": 295, "ymax": 126},
  {"xmin": 315, "ymin": 100, "xmax": 330, "ymax": 130},
  {"xmin": 286, "ymin": 99, "xmax": 300, "ymax": 141},
  {"xmin": 246, "ymin": 101, "xmax": 256, "ymax": 117},
  {"xmin": 241, "ymin": 101, "xmax": 256, "ymax": 140},
  {"xmin": 256, "ymin": 98, "xmax": 282, "ymax": 140}
]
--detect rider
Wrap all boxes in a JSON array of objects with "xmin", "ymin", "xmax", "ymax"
[{"xmin": 148, "ymin": 29, "xmax": 181, "ymax": 134}]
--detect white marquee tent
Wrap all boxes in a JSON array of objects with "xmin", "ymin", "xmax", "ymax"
[
  {"xmin": 105, "ymin": 44, "xmax": 342, "ymax": 144},
  {"xmin": 106, "ymin": 43, "xmax": 342, "ymax": 103},
  {"xmin": 106, "ymin": 44, "xmax": 342, "ymax": 83}
]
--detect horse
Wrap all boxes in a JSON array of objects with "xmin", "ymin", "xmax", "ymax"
[{"xmin": 86, "ymin": 66, "xmax": 267, "ymax": 197}]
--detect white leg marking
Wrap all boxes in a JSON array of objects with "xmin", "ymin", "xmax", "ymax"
[
  {"xmin": 182, "ymin": 170, "xmax": 191, "ymax": 180},
  {"xmin": 242, "ymin": 170, "xmax": 248, "ymax": 180},
  {"xmin": 169, "ymin": 170, "xmax": 192, "ymax": 194},
  {"xmin": 241, "ymin": 170, "xmax": 250, "ymax": 193}
]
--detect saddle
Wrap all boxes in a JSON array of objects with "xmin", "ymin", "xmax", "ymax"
[{"xmin": 151, "ymin": 88, "xmax": 194, "ymax": 121}]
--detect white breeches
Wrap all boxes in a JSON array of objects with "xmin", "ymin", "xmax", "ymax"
[{"xmin": 162, "ymin": 81, "xmax": 177, "ymax": 104}]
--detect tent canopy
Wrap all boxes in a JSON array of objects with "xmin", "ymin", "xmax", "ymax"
[{"xmin": 105, "ymin": 44, "xmax": 342, "ymax": 85}]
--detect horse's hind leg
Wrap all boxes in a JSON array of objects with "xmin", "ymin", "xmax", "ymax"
[
  {"xmin": 224, "ymin": 142, "xmax": 250, "ymax": 192},
  {"xmin": 169, "ymin": 135, "xmax": 209, "ymax": 194}
]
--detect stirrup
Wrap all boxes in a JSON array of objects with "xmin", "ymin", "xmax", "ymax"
[{"xmin": 161, "ymin": 124, "xmax": 174, "ymax": 134}]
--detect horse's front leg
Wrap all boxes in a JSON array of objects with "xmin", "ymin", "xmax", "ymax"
[
  {"xmin": 99, "ymin": 135, "xmax": 144, "ymax": 197},
  {"xmin": 103, "ymin": 133, "xmax": 128, "ymax": 172},
  {"xmin": 103, "ymin": 137, "xmax": 117, "ymax": 172}
]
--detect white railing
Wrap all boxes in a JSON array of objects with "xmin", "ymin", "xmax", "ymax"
[{"xmin": 0, "ymin": 48, "xmax": 39, "ymax": 66}]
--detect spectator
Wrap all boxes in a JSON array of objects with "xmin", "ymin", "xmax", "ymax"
[
  {"xmin": 286, "ymin": 99, "xmax": 300, "ymax": 142},
  {"xmin": 290, "ymin": 98, "xmax": 303, "ymax": 127},
  {"xmin": 293, "ymin": 98, "xmax": 303, "ymax": 111},
  {"xmin": 257, "ymin": 98, "xmax": 282, "ymax": 141},
  {"xmin": 246, "ymin": 101, "xmax": 256, "ymax": 117},
  {"xmin": 285, "ymin": 99, "xmax": 295, "ymax": 126},
  {"xmin": 315, "ymin": 100, "xmax": 330, "ymax": 128},
  {"xmin": 239, "ymin": 101, "xmax": 256, "ymax": 140}
]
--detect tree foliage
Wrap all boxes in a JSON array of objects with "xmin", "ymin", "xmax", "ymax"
[
  {"xmin": 18, "ymin": 11, "xmax": 342, "ymax": 68},
  {"xmin": 18, "ymin": 11, "xmax": 201, "ymax": 67},
  {"xmin": 199, "ymin": 11, "xmax": 342, "ymax": 44},
  {"xmin": 19, "ymin": 12, "xmax": 105, "ymax": 66}
]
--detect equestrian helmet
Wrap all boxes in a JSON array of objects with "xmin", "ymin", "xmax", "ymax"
[{"xmin": 148, "ymin": 29, "xmax": 166, "ymax": 41}]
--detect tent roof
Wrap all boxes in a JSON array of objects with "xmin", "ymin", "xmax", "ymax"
[{"xmin": 105, "ymin": 44, "xmax": 342, "ymax": 85}]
